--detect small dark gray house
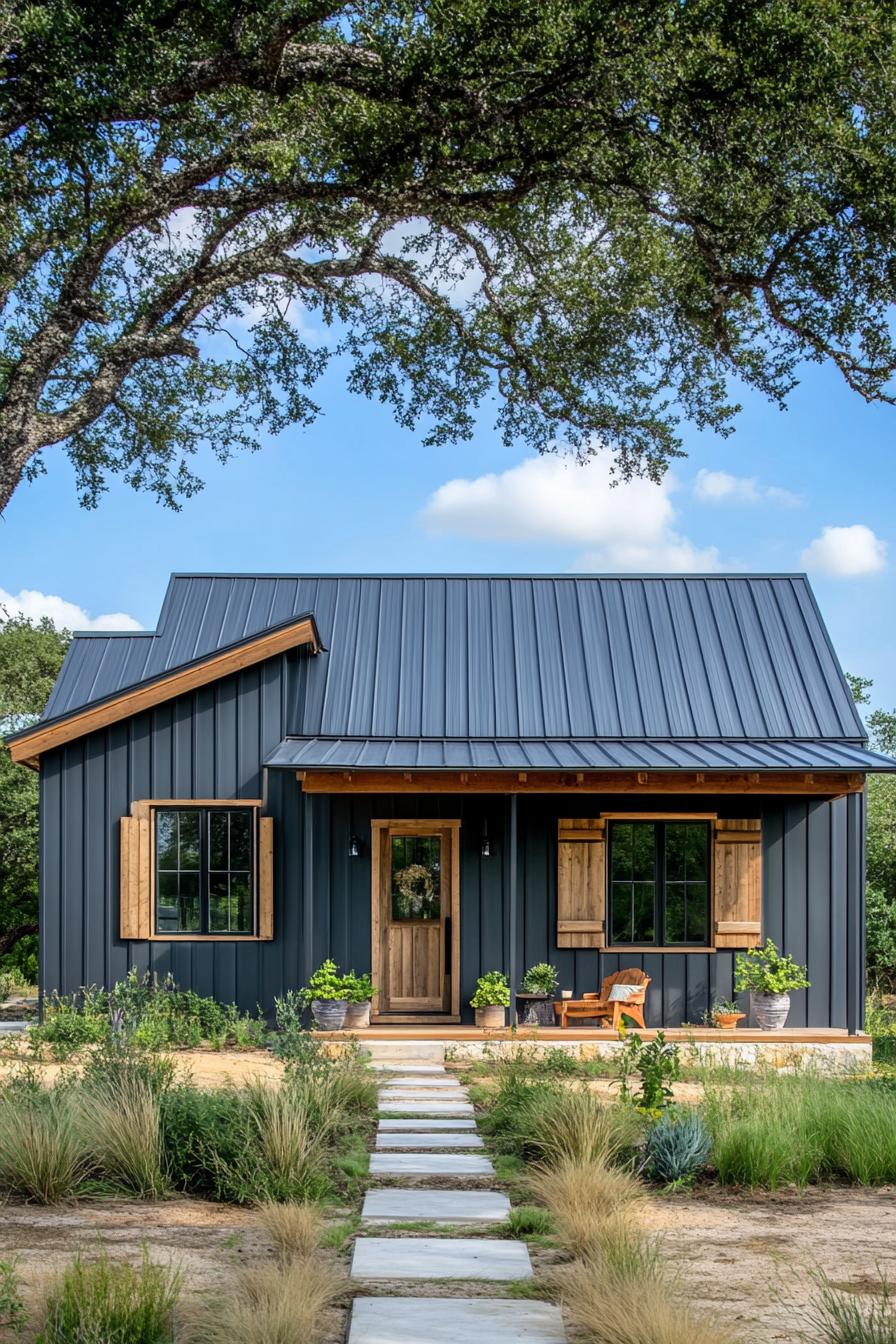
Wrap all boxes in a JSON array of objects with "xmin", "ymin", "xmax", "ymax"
[{"xmin": 10, "ymin": 573, "xmax": 895, "ymax": 1032}]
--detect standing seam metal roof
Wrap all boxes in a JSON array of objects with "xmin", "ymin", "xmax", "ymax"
[{"xmin": 40, "ymin": 574, "xmax": 867, "ymax": 746}]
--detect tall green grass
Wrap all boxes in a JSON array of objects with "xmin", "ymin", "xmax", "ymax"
[
  {"xmin": 805, "ymin": 1274, "xmax": 896, "ymax": 1343},
  {"xmin": 34, "ymin": 1250, "xmax": 181, "ymax": 1344},
  {"xmin": 480, "ymin": 1065, "xmax": 640, "ymax": 1166},
  {"xmin": 703, "ymin": 1071, "xmax": 896, "ymax": 1187},
  {"xmin": 0, "ymin": 1084, "xmax": 88, "ymax": 1203}
]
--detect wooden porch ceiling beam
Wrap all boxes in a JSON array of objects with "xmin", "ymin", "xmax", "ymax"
[{"xmin": 295, "ymin": 768, "xmax": 865, "ymax": 796}]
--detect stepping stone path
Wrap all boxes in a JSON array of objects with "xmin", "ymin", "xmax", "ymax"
[{"xmin": 347, "ymin": 1061, "xmax": 569, "ymax": 1344}]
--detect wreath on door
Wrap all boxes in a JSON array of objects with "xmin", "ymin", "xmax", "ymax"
[{"xmin": 393, "ymin": 862, "xmax": 439, "ymax": 919}]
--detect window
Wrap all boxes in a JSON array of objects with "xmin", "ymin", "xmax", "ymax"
[
  {"xmin": 155, "ymin": 807, "xmax": 255, "ymax": 936},
  {"xmin": 609, "ymin": 820, "xmax": 709, "ymax": 947},
  {"xmin": 390, "ymin": 834, "xmax": 442, "ymax": 921}
]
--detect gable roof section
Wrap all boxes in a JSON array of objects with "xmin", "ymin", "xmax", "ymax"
[
  {"xmin": 9, "ymin": 572, "xmax": 880, "ymax": 769},
  {"xmin": 7, "ymin": 613, "xmax": 321, "ymax": 766}
]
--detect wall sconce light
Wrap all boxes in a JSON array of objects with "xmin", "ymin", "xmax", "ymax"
[
  {"xmin": 349, "ymin": 834, "xmax": 361, "ymax": 858},
  {"xmin": 481, "ymin": 819, "xmax": 491, "ymax": 858}
]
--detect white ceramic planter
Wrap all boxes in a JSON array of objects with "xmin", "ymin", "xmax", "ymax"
[
  {"xmin": 751, "ymin": 991, "xmax": 791, "ymax": 1030},
  {"xmin": 311, "ymin": 998, "xmax": 348, "ymax": 1030}
]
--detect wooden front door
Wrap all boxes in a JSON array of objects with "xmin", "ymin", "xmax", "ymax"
[{"xmin": 371, "ymin": 820, "xmax": 460, "ymax": 1020}]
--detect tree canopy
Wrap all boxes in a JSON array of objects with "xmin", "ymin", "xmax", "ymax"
[
  {"xmin": 3, "ymin": 1, "xmax": 896, "ymax": 511},
  {"xmin": 0, "ymin": 613, "xmax": 70, "ymax": 978}
]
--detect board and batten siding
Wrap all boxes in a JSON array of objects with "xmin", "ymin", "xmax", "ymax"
[{"xmin": 40, "ymin": 653, "xmax": 865, "ymax": 1035}]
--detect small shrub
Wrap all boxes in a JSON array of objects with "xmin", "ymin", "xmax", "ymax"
[
  {"xmin": 616, "ymin": 1031, "xmax": 680, "ymax": 1113},
  {"xmin": 181, "ymin": 1257, "xmax": 344, "ymax": 1344},
  {"xmin": 258, "ymin": 1201, "xmax": 323, "ymax": 1259},
  {"xmin": 470, "ymin": 970, "xmax": 511, "ymax": 1008},
  {"xmin": 645, "ymin": 1108, "xmax": 711, "ymax": 1185},
  {"xmin": 507, "ymin": 1205, "xmax": 555, "ymax": 1237},
  {"xmin": 29, "ymin": 996, "xmax": 107, "ymax": 1061},
  {"xmin": 78, "ymin": 1076, "xmax": 169, "ymax": 1199},
  {"xmin": 805, "ymin": 1274, "xmax": 896, "ymax": 1344},
  {"xmin": 81, "ymin": 1034, "xmax": 175, "ymax": 1097},
  {"xmin": 528, "ymin": 1157, "xmax": 644, "ymax": 1262},
  {"xmin": 269, "ymin": 992, "xmax": 320, "ymax": 1062},
  {"xmin": 0, "ymin": 1258, "xmax": 27, "ymax": 1336},
  {"xmin": 34, "ymin": 1250, "xmax": 181, "ymax": 1344},
  {"xmin": 0, "ymin": 1085, "xmax": 88, "ymax": 1203},
  {"xmin": 520, "ymin": 963, "xmax": 559, "ymax": 996},
  {"xmin": 161, "ymin": 1085, "xmax": 254, "ymax": 1203}
]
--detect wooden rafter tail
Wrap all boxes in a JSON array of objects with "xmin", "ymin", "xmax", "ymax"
[{"xmin": 296, "ymin": 768, "xmax": 865, "ymax": 796}]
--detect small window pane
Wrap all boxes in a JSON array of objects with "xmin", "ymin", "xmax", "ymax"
[
  {"xmin": 208, "ymin": 875, "xmax": 229, "ymax": 931},
  {"xmin": 633, "ymin": 882, "xmax": 655, "ymax": 942},
  {"xmin": 391, "ymin": 835, "xmax": 442, "ymax": 920},
  {"xmin": 156, "ymin": 812, "xmax": 178, "ymax": 870},
  {"xmin": 229, "ymin": 813, "xmax": 252, "ymax": 871},
  {"xmin": 178, "ymin": 812, "xmax": 201, "ymax": 869},
  {"xmin": 665, "ymin": 886, "xmax": 685, "ymax": 942},
  {"xmin": 231, "ymin": 874, "xmax": 252, "ymax": 933},
  {"xmin": 177, "ymin": 871, "xmax": 201, "ymax": 932},
  {"xmin": 686, "ymin": 884, "xmax": 708, "ymax": 942},
  {"xmin": 209, "ymin": 813, "xmax": 229, "ymax": 871}
]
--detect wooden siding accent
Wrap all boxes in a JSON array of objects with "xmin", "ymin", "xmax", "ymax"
[
  {"xmin": 557, "ymin": 817, "xmax": 605, "ymax": 948},
  {"xmin": 10, "ymin": 617, "xmax": 320, "ymax": 767},
  {"xmin": 297, "ymin": 769, "xmax": 864, "ymax": 796},
  {"xmin": 713, "ymin": 819, "xmax": 762, "ymax": 948},
  {"xmin": 258, "ymin": 816, "xmax": 274, "ymax": 940}
]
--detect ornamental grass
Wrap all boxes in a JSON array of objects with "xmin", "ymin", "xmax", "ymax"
[
  {"xmin": 0, "ymin": 1084, "xmax": 88, "ymax": 1204},
  {"xmin": 33, "ymin": 1250, "xmax": 181, "ymax": 1344},
  {"xmin": 181, "ymin": 1257, "xmax": 344, "ymax": 1344}
]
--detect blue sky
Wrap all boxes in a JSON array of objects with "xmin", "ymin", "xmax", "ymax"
[{"xmin": 1, "ymin": 349, "xmax": 893, "ymax": 711}]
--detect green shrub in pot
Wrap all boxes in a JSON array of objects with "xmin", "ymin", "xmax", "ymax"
[
  {"xmin": 520, "ymin": 963, "xmax": 559, "ymax": 996},
  {"xmin": 734, "ymin": 939, "xmax": 810, "ymax": 1029},
  {"xmin": 470, "ymin": 970, "xmax": 510, "ymax": 1028}
]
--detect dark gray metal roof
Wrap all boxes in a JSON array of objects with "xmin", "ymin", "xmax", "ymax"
[
  {"xmin": 265, "ymin": 736, "xmax": 896, "ymax": 772},
  {"xmin": 36, "ymin": 574, "xmax": 876, "ymax": 762}
]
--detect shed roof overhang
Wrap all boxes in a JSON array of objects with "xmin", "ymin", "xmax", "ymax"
[
  {"xmin": 265, "ymin": 734, "xmax": 896, "ymax": 797},
  {"xmin": 8, "ymin": 614, "xmax": 321, "ymax": 769}
]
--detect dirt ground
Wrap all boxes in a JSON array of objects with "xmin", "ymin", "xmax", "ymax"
[
  {"xmin": 647, "ymin": 1186, "xmax": 896, "ymax": 1342},
  {"xmin": 0, "ymin": 1046, "xmax": 285, "ymax": 1089},
  {"xmin": 1, "ymin": 1187, "xmax": 893, "ymax": 1342}
]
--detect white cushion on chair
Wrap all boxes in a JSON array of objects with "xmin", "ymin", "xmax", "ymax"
[{"xmin": 607, "ymin": 983, "xmax": 642, "ymax": 1002}]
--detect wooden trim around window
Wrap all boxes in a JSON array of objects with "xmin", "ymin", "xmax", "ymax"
[
  {"xmin": 297, "ymin": 769, "xmax": 864, "ymax": 796},
  {"xmin": 11, "ymin": 616, "xmax": 320, "ymax": 767},
  {"xmin": 120, "ymin": 799, "xmax": 270, "ymax": 941}
]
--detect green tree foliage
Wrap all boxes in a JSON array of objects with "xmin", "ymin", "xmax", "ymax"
[
  {"xmin": 0, "ymin": 613, "xmax": 70, "ymax": 978},
  {"xmin": 3, "ymin": 2, "xmax": 896, "ymax": 510},
  {"xmin": 848, "ymin": 673, "xmax": 896, "ymax": 990}
]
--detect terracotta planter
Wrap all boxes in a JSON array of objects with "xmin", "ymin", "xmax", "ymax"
[
  {"xmin": 714, "ymin": 1012, "xmax": 745, "ymax": 1030},
  {"xmin": 310, "ymin": 998, "xmax": 348, "ymax": 1030},
  {"xmin": 344, "ymin": 1000, "xmax": 371, "ymax": 1029},
  {"xmin": 474, "ymin": 1005, "xmax": 506, "ymax": 1029},
  {"xmin": 751, "ymin": 991, "xmax": 790, "ymax": 1030}
]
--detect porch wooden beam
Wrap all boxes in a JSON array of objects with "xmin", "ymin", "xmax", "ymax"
[{"xmin": 294, "ymin": 769, "xmax": 866, "ymax": 796}]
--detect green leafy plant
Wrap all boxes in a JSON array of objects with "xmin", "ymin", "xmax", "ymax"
[
  {"xmin": 0, "ymin": 1258, "xmax": 27, "ymax": 1337},
  {"xmin": 520, "ymin": 963, "xmax": 559, "ymax": 996},
  {"xmin": 35, "ymin": 1250, "xmax": 181, "ymax": 1344},
  {"xmin": 616, "ymin": 1030, "xmax": 680, "ymax": 1113},
  {"xmin": 645, "ymin": 1108, "xmax": 712, "ymax": 1185},
  {"xmin": 734, "ymin": 939, "xmax": 810, "ymax": 994},
  {"xmin": 301, "ymin": 960, "xmax": 348, "ymax": 1005},
  {"xmin": 470, "ymin": 971, "xmax": 511, "ymax": 1008},
  {"xmin": 341, "ymin": 972, "xmax": 375, "ymax": 1004}
]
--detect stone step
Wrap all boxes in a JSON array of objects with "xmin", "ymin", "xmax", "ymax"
[
  {"xmin": 379, "ymin": 1090, "xmax": 470, "ymax": 1104},
  {"xmin": 378, "ymin": 1118, "xmax": 478, "ymax": 1131},
  {"xmin": 370, "ymin": 1152, "xmax": 494, "ymax": 1177},
  {"xmin": 371, "ymin": 1063, "xmax": 449, "ymax": 1074},
  {"xmin": 361, "ymin": 1188, "xmax": 511, "ymax": 1225},
  {"xmin": 348, "ymin": 1297, "xmax": 566, "ymax": 1344},
  {"xmin": 357, "ymin": 1040, "xmax": 447, "ymax": 1063},
  {"xmin": 378, "ymin": 1101, "xmax": 475, "ymax": 1116},
  {"xmin": 351, "ymin": 1236, "xmax": 532, "ymax": 1282},
  {"xmin": 375, "ymin": 1076, "xmax": 462, "ymax": 1088},
  {"xmin": 376, "ymin": 1132, "xmax": 484, "ymax": 1150}
]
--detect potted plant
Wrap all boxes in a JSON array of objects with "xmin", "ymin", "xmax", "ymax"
[
  {"xmin": 516, "ymin": 962, "xmax": 559, "ymax": 1025},
  {"xmin": 734, "ymin": 939, "xmax": 810, "ymax": 1030},
  {"xmin": 342, "ymin": 971, "xmax": 375, "ymax": 1029},
  {"xmin": 709, "ymin": 998, "xmax": 745, "ymax": 1030},
  {"xmin": 470, "ymin": 971, "xmax": 511, "ymax": 1029},
  {"xmin": 301, "ymin": 958, "xmax": 349, "ymax": 1030}
]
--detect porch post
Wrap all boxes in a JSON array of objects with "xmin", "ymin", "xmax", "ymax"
[
  {"xmin": 302, "ymin": 789, "xmax": 315, "ymax": 986},
  {"xmin": 507, "ymin": 793, "xmax": 519, "ymax": 1024}
]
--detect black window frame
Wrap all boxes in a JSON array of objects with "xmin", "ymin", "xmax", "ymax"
[
  {"xmin": 154, "ymin": 805, "xmax": 257, "ymax": 937},
  {"xmin": 608, "ymin": 819, "xmax": 711, "ymax": 948}
]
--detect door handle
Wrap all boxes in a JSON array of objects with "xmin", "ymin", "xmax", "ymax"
[{"xmin": 444, "ymin": 917, "xmax": 452, "ymax": 974}]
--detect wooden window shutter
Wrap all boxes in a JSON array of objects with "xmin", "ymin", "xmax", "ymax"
[
  {"xmin": 557, "ymin": 818, "xmax": 606, "ymax": 948},
  {"xmin": 258, "ymin": 816, "xmax": 274, "ymax": 940},
  {"xmin": 713, "ymin": 819, "xmax": 762, "ymax": 947},
  {"xmin": 119, "ymin": 809, "xmax": 151, "ymax": 940}
]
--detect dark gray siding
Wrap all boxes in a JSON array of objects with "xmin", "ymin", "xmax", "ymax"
[{"xmin": 41, "ymin": 684, "xmax": 865, "ymax": 1030}]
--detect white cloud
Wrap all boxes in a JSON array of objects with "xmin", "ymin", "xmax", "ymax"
[
  {"xmin": 421, "ymin": 455, "xmax": 721, "ymax": 572},
  {"xmin": 0, "ymin": 587, "xmax": 143, "ymax": 631},
  {"xmin": 693, "ymin": 468, "xmax": 801, "ymax": 508},
  {"xmin": 800, "ymin": 525, "xmax": 887, "ymax": 577}
]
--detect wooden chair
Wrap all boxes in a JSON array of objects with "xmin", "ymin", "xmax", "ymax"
[{"xmin": 554, "ymin": 968, "xmax": 651, "ymax": 1030}]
